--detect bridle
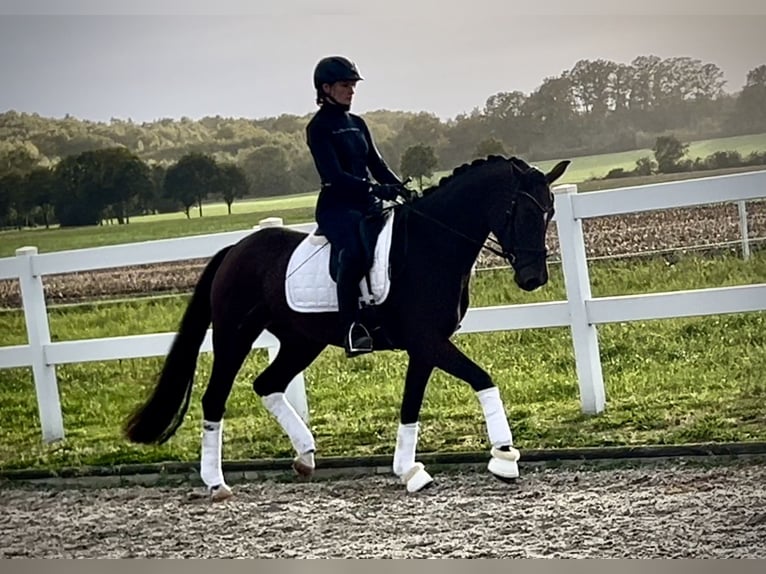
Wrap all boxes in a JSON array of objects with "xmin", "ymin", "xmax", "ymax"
[
  {"xmin": 486, "ymin": 189, "xmax": 555, "ymax": 264},
  {"xmin": 395, "ymin": 187, "xmax": 555, "ymax": 265}
]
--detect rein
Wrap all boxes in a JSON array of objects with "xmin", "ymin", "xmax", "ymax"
[{"xmin": 393, "ymin": 190, "xmax": 553, "ymax": 264}]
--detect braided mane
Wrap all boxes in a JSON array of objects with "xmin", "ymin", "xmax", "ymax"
[{"xmin": 419, "ymin": 155, "xmax": 528, "ymax": 198}]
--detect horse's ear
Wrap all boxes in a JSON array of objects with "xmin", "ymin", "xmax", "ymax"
[{"xmin": 546, "ymin": 160, "xmax": 570, "ymax": 185}]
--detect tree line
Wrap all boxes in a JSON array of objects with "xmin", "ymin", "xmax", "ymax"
[
  {"xmin": 0, "ymin": 148, "xmax": 254, "ymax": 228},
  {"xmin": 1, "ymin": 55, "xmax": 765, "ymax": 228}
]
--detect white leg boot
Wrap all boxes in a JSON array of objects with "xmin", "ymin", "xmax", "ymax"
[
  {"xmin": 200, "ymin": 419, "xmax": 232, "ymax": 501},
  {"xmin": 262, "ymin": 392, "xmax": 316, "ymax": 477},
  {"xmin": 393, "ymin": 422, "xmax": 433, "ymax": 493},
  {"xmin": 477, "ymin": 387, "xmax": 521, "ymax": 480}
]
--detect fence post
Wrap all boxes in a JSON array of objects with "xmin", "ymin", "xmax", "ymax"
[
  {"xmin": 737, "ymin": 201, "xmax": 750, "ymax": 261},
  {"xmin": 257, "ymin": 218, "xmax": 310, "ymax": 424},
  {"xmin": 552, "ymin": 185, "xmax": 606, "ymax": 414},
  {"xmin": 16, "ymin": 246, "xmax": 65, "ymax": 442}
]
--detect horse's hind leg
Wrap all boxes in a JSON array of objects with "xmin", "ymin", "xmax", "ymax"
[
  {"xmin": 252, "ymin": 335, "xmax": 325, "ymax": 478},
  {"xmin": 199, "ymin": 322, "xmax": 264, "ymax": 501}
]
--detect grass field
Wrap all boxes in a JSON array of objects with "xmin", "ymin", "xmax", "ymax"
[
  {"xmin": 0, "ymin": 205, "xmax": 317, "ymax": 258},
  {"xmin": 533, "ymin": 133, "xmax": 766, "ymax": 185},
  {"xmin": 0, "ymin": 251, "xmax": 764, "ymax": 471},
  {"xmin": 136, "ymin": 192, "xmax": 320, "ymax": 221}
]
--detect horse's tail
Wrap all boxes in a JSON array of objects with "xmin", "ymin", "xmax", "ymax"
[{"xmin": 123, "ymin": 245, "xmax": 233, "ymax": 445}]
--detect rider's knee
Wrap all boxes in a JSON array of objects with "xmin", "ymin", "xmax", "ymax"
[{"xmin": 338, "ymin": 246, "xmax": 364, "ymax": 274}]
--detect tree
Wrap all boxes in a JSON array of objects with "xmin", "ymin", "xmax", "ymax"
[
  {"xmin": 522, "ymin": 75, "xmax": 580, "ymax": 152},
  {"xmin": 400, "ymin": 144, "xmax": 438, "ymax": 191},
  {"xmin": 652, "ymin": 135, "xmax": 688, "ymax": 173},
  {"xmin": 23, "ymin": 167, "xmax": 56, "ymax": 228},
  {"xmin": 634, "ymin": 156, "xmax": 657, "ymax": 176},
  {"xmin": 52, "ymin": 151, "xmax": 108, "ymax": 227},
  {"xmin": 569, "ymin": 59, "xmax": 618, "ymax": 115},
  {"xmin": 629, "ymin": 55, "xmax": 662, "ymax": 111},
  {"xmin": 484, "ymin": 91, "xmax": 527, "ymax": 121},
  {"xmin": 0, "ymin": 172, "xmax": 25, "ymax": 228},
  {"xmin": 218, "ymin": 163, "xmax": 250, "ymax": 214},
  {"xmin": 474, "ymin": 137, "xmax": 507, "ymax": 159},
  {"xmin": 439, "ymin": 110, "xmax": 489, "ymax": 167},
  {"xmin": 523, "ymin": 76, "xmax": 577, "ymax": 124},
  {"xmin": 392, "ymin": 112, "xmax": 446, "ymax": 166},
  {"xmin": 398, "ymin": 112, "xmax": 444, "ymax": 146},
  {"xmin": 96, "ymin": 147, "xmax": 153, "ymax": 224},
  {"xmin": 733, "ymin": 65, "xmax": 766, "ymax": 132},
  {"xmin": 0, "ymin": 176, "xmax": 11, "ymax": 228},
  {"xmin": 0, "ymin": 143, "xmax": 40, "ymax": 177},
  {"xmin": 610, "ymin": 63, "xmax": 634, "ymax": 112},
  {"xmin": 240, "ymin": 145, "xmax": 292, "ymax": 198},
  {"xmin": 163, "ymin": 153, "xmax": 220, "ymax": 218},
  {"xmin": 481, "ymin": 91, "xmax": 533, "ymax": 154}
]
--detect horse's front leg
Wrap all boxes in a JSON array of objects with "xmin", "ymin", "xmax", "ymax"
[
  {"xmin": 393, "ymin": 352, "xmax": 436, "ymax": 493},
  {"xmin": 430, "ymin": 339, "xmax": 521, "ymax": 481}
]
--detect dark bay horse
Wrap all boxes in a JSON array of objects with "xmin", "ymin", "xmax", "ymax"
[{"xmin": 124, "ymin": 155, "xmax": 570, "ymax": 499}]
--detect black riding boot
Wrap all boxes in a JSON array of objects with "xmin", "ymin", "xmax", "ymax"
[{"xmin": 337, "ymin": 250, "xmax": 373, "ymax": 358}]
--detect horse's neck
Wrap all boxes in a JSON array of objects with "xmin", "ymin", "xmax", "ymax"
[{"xmin": 414, "ymin": 175, "xmax": 493, "ymax": 273}]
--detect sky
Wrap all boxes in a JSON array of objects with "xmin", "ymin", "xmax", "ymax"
[{"xmin": 0, "ymin": 0, "xmax": 765, "ymax": 124}]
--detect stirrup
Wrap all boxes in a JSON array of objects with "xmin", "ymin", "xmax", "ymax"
[{"xmin": 345, "ymin": 322, "xmax": 373, "ymax": 357}]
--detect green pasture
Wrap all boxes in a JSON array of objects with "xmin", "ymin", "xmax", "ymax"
[
  {"xmin": 0, "ymin": 206, "xmax": 316, "ymax": 257},
  {"xmin": 135, "ymin": 192, "xmax": 319, "ymax": 221},
  {"xmin": 0, "ymin": 251, "xmax": 764, "ymax": 471},
  {"xmin": 535, "ymin": 132, "xmax": 766, "ymax": 185}
]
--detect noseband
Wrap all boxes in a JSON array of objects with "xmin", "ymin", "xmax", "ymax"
[{"xmin": 487, "ymin": 190, "xmax": 555, "ymax": 264}]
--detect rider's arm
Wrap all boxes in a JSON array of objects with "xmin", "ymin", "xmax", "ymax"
[
  {"xmin": 306, "ymin": 122, "xmax": 371, "ymax": 198},
  {"xmin": 360, "ymin": 121, "xmax": 402, "ymax": 185}
]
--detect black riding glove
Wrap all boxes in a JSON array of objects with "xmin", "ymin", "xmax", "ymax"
[{"xmin": 370, "ymin": 183, "xmax": 403, "ymax": 201}]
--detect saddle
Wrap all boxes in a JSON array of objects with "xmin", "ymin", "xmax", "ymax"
[{"xmin": 285, "ymin": 210, "xmax": 394, "ymax": 314}]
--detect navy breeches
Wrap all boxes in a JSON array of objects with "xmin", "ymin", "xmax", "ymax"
[{"xmin": 316, "ymin": 207, "xmax": 366, "ymax": 279}]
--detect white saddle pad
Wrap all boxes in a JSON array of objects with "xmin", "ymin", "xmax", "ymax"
[{"xmin": 285, "ymin": 212, "xmax": 395, "ymax": 313}]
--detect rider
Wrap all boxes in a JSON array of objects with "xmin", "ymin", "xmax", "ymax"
[{"xmin": 306, "ymin": 55, "xmax": 405, "ymax": 358}]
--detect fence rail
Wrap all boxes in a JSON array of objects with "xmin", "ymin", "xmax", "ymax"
[{"xmin": 1, "ymin": 171, "xmax": 765, "ymax": 443}]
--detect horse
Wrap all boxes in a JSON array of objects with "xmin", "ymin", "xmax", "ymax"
[{"xmin": 123, "ymin": 155, "xmax": 570, "ymax": 499}]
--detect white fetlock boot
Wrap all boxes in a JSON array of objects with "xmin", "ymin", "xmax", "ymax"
[
  {"xmin": 487, "ymin": 445, "xmax": 521, "ymax": 482},
  {"xmin": 201, "ymin": 420, "xmax": 232, "ymax": 502},
  {"xmin": 476, "ymin": 387, "xmax": 521, "ymax": 482},
  {"xmin": 393, "ymin": 422, "xmax": 433, "ymax": 493},
  {"xmin": 401, "ymin": 462, "xmax": 434, "ymax": 493},
  {"xmin": 262, "ymin": 392, "xmax": 317, "ymax": 479}
]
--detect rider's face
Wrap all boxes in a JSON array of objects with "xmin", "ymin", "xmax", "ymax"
[{"xmin": 324, "ymin": 80, "xmax": 357, "ymax": 106}]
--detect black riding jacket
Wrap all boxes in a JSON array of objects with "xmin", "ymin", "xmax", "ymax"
[{"xmin": 307, "ymin": 103, "xmax": 401, "ymax": 215}]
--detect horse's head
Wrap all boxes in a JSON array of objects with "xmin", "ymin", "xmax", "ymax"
[{"xmin": 488, "ymin": 158, "xmax": 570, "ymax": 291}]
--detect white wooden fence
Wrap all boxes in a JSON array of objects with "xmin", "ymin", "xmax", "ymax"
[{"xmin": 1, "ymin": 171, "xmax": 765, "ymax": 443}]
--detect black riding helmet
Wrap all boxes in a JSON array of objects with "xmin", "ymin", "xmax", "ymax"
[{"xmin": 313, "ymin": 56, "xmax": 363, "ymax": 103}]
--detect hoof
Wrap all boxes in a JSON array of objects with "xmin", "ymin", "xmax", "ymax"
[
  {"xmin": 401, "ymin": 462, "xmax": 433, "ymax": 493},
  {"xmin": 488, "ymin": 446, "xmax": 520, "ymax": 481},
  {"xmin": 209, "ymin": 483, "xmax": 233, "ymax": 502},
  {"xmin": 292, "ymin": 452, "xmax": 315, "ymax": 478}
]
